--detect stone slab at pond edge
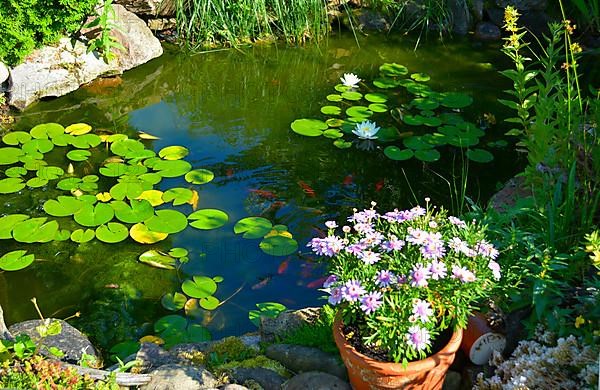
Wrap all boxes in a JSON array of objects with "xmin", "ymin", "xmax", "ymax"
[{"xmin": 7, "ymin": 4, "xmax": 162, "ymax": 110}]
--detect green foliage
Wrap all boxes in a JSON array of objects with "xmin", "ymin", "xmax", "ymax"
[
  {"xmin": 85, "ymin": 0, "xmax": 125, "ymax": 63},
  {"xmin": 279, "ymin": 305, "xmax": 338, "ymax": 355},
  {"xmin": 0, "ymin": 0, "xmax": 99, "ymax": 66},
  {"xmin": 205, "ymin": 336, "xmax": 257, "ymax": 369},
  {"xmin": 215, "ymin": 355, "xmax": 288, "ymax": 377},
  {"xmin": 568, "ymin": 0, "xmax": 600, "ymax": 33}
]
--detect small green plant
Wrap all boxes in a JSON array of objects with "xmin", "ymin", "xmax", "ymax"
[
  {"xmin": 85, "ymin": 0, "xmax": 125, "ymax": 63},
  {"xmin": 279, "ymin": 305, "xmax": 338, "ymax": 354}
]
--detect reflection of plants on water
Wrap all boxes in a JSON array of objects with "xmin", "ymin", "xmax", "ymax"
[{"xmin": 291, "ymin": 62, "xmax": 508, "ymax": 163}]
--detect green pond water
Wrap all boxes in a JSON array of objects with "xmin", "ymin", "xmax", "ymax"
[{"xmin": 0, "ymin": 34, "xmax": 522, "ymax": 351}]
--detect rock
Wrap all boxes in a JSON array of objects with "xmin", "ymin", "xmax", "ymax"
[
  {"xmin": 495, "ymin": 0, "xmax": 546, "ymax": 11},
  {"xmin": 8, "ymin": 319, "xmax": 98, "ymax": 363},
  {"xmin": 115, "ymin": 0, "xmax": 176, "ymax": 16},
  {"xmin": 443, "ymin": 370, "xmax": 462, "ymax": 390},
  {"xmin": 0, "ymin": 62, "xmax": 8, "ymax": 85},
  {"xmin": 265, "ymin": 344, "xmax": 347, "ymax": 380},
  {"xmin": 136, "ymin": 342, "xmax": 183, "ymax": 372},
  {"xmin": 222, "ymin": 385, "xmax": 249, "ymax": 390},
  {"xmin": 357, "ymin": 9, "xmax": 390, "ymax": 31},
  {"xmin": 239, "ymin": 334, "xmax": 261, "ymax": 351},
  {"xmin": 147, "ymin": 18, "xmax": 177, "ymax": 31},
  {"xmin": 260, "ymin": 307, "xmax": 320, "ymax": 342},
  {"xmin": 471, "ymin": 0, "xmax": 484, "ymax": 21},
  {"xmin": 231, "ymin": 367, "xmax": 286, "ymax": 390},
  {"xmin": 448, "ymin": 0, "xmax": 472, "ymax": 35},
  {"xmin": 486, "ymin": 8, "xmax": 504, "ymax": 28},
  {"xmin": 283, "ymin": 372, "xmax": 351, "ymax": 390},
  {"xmin": 489, "ymin": 176, "xmax": 531, "ymax": 213},
  {"xmin": 474, "ymin": 22, "xmax": 501, "ymax": 41},
  {"xmin": 7, "ymin": 4, "xmax": 162, "ymax": 110},
  {"xmin": 143, "ymin": 364, "xmax": 219, "ymax": 390}
]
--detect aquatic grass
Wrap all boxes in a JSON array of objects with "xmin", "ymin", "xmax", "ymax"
[{"xmin": 175, "ymin": 0, "xmax": 329, "ymax": 48}]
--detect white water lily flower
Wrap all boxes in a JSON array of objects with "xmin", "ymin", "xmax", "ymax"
[
  {"xmin": 340, "ymin": 73, "xmax": 361, "ymax": 88},
  {"xmin": 353, "ymin": 120, "xmax": 380, "ymax": 140}
]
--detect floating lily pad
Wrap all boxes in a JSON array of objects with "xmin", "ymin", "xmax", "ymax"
[
  {"xmin": 129, "ymin": 223, "xmax": 168, "ymax": 244},
  {"xmin": 0, "ymin": 250, "xmax": 35, "ymax": 271},
  {"xmin": 111, "ymin": 199, "xmax": 154, "ymax": 224},
  {"xmin": 259, "ymin": 236, "xmax": 298, "ymax": 256},
  {"xmin": 379, "ymin": 63, "xmax": 408, "ymax": 76},
  {"xmin": 0, "ymin": 178, "xmax": 25, "ymax": 194},
  {"xmin": 70, "ymin": 229, "xmax": 95, "ymax": 243},
  {"xmin": 466, "ymin": 148, "xmax": 494, "ymax": 163},
  {"xmin": 346, "ymin": 106, "xmax": 373, "ymax": 118},
  {"xmin": 26, "ymin": 177, "xmax": 48, "ymax": 188},
  {"xmin": 441, "ymin": 92, "xmax": 473, "ymax": 109},
  {"xmin": 364, "ymin": 93, "xmax": 388, "ymax": 103},
  {"xmin": 0, "ymin": 214, "xmax": 29, "ymax": 239},
  {"xmin": 373, "ymin": 78, "xmax": 398, "ymax": 89},
  {"xmin": 159, "ymin": 146, "xmax": 189, "ymax": 160},
  {"xmin": 320, "ymin": 106, "xmax": 341, "ymax": 115},
  {"xmin": 111, "ymin": 139, "xmax": 146, "ymax": 158},
  {"xmin": 334, "ymin": 84, "xmax": 349, "ymax": 93},
  {"xmin": 74, "ymin": 203, "xmax": 114, "ymax": 227},
  {"xmin": 162, "ymin": 292, "xmax": 187, "ymax": 311},
  {"xmin": 326, "ymin": 94, "xmax": 343, "ymax": 102},
  {"xmin": 70, "ymin": 134, "xmax": 102, "ymax": 149},
  {"xmin": 154, "ymin": 315, "xmax": 187, "ymax": 333},
  {"xmin": 185, "ymin": 169, "xmax": 214, "ymax": 185},
  {"xmin": 2, "ymin": 131, "xmax": 31, "ymax": 145},
  {"xmin": 145, "ymin": 210, "xmax": 189, "ymax": 234},
  {"xmin": 411, "ymin": 73, "xmax": 430, "ymax": 82},
  {"xmin": 182, "ymin": 276, "xmax": 217, "ymax": 299},
  {"xmin": 333, "ymin": 139, "xmax": 352, "ymax": 149},
  {"xmin": 422, "ymin": 116, "xmax": 442, "ymax": 127},
  {"xmin": 406, "ymin": 83, "xmax": 431, "ymax": 96},
  {"xmin": 137, "ymin": 190, "xmax": 164, "ymax": 207},
  {"xmin": 377, "ymin": 127, "xmax": 401, "ymax": 142},
  {"xmin": 43, "ymin": 196, "xmax": 83, "ymax": 217},
  {"xmin": 402, "ymin": 115, "xmax": 424, "ymax": 126},
  {"xmin": 0, "ymin": 147, "xmax": 25, "ymax": 165},
  {"xmin": 234, "ymin": 217, "xmax": 273, "ymax": 239},
  {"xmin": 37, "ymin": 166, "xmax": 64, "ymax": 180},
  {"xmin": 96, "ymin": 222, "xmax": 129, "ymax": 243},
  {"xmin": 22, "ymin": 139, "xmax": 54, "ymax": 154},
  {"xmin": 162, "ymin": 188, "xmax": 194, "ymax": 206},
  {"xmin": 323, "ymin": 129, "xmax": 343, "ymax": 139},
  {"xmin": 139, "ymin": 173, "xmax": 163, "ymax": 186},
  {"xmin": 65, "ymin": 123, "xmax": 92, "ymax": 135},
  {"xmin": 384, "ymin": 146, "xmax": 414, "ymax": 161},
  {"xmin": 188, "ymin": 209, "xmax": 228, "ymax": 230},
  {"xmin": 51, "ymin": 133, "xmax": 75, "ymax": 147},
  {"xmin": 12, "ymin": 218, "xmax": 59, "ymax": 243},
  {"xmin": 341, "ymin": 91, "xmax": 362, "ymax": 101},
  {"xmin": 325, "ymin": 118, "xmax": 344, "ymax": 128},
  {"xmin": 200, "ymin": 296, "xmax": 220, "ymax": 310},
  {"xmin": 5, "ymin": 167, "xmax": 27, "ymax": 178},
  {"xmin": 412, "ymin": 98, "xmax": 439, "ymax": 111},
  {"xmin": 109, "ymin": 182, "xmax": 144, "ymax": 201},
  {"xmin": 66, "ymin": 150, "xmax": 91, "ymax": 162},
  {"xmin": 368, "ymin": 103, "xmax": 388, "ymax": 113},
  {"xmin": 415, "ymin": 149, "xmax": 441, "ymax": 162},
  {"xmin": 152, "ymin": 159, "xmax": 192, "ymax": 178},
  {"xmin": 139, "ymin": 250, "xmax": 176, "ymax": 269},
  {"xmin": 290, "ymin": 119, "xmax": 327, "ymax": 137},
  {"xmin": 30, "ymin": 123, "xmax": 64, "ymax": 139},
  {"xmin": 403, "ymin": 136, "xmax": 435, "ymax": 150}
]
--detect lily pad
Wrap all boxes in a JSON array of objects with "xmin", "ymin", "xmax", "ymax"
[
  {"xmin": 5, "ymin": 167, "xmax": 27, "ymax": 178},
  {"xmin": 65, "ymin": 123, "xmax": 92, "ymax": 135},
  {"xmin": 0, "ymin": 147, "xmax": 25, "ymax": 165},
  {"xmin": 384, "ymin": 146, "xmax": 414, "ymax": 161},
  {"xmin": 185, "ymin": 169, "xmax": 214, "ymax": 185},
  {"xmin": 403, "ymin": 136, "xmax": 435, "ymax": 150},
  {"xmin": 152, "ymin": 160, "xmax": 192, "ymax": 178},
  {"xmin": 346, "ymin": 106, "xmax": 373, "ymax": 118},
  {"xmin": 111, "ymin": 139, "xmax": 146, "ymax": 158},
  {"xmin": 145, "ymin": 210, "xmax": 189, "ymax": 234},
  {"xmin": 110, "ymin": 200, "xmax": 154, "ymax": 224},
  {"xmin": 415, "ymin": 149, "xmax": 441, "ymax": 162},
  {"xmin": 0, "ymin": 214, "xmax": 30, "ymax": 239},
  {"xmin": 109, "ymin": 182, "xmax": 144, "ymax": 201},
  {"xmin": 320, "ymin": 106, "xmax": 341, "ymax": 115},
  {"xmin": 181, "ymin": 276, "xmax": 217, "ymax": 299},
  {"xmin": 188, "ymin": 209, "xmax": 228, "ymax": 230},
  {"xmin": 411, "ymin": 73, "xmax": 430, "ymax": 82},
  {"xmin": 96, "ymin": 223, "xmax": 129, "ymax": 243},
  {"xmin": 412, "ymin": 98, "xmax": 439, "ymax": 111},
  {"xmin": 364, "ymin": 93, "xmax": 388, "ymax": 103},
  {"xmin": 199, "ymin": 296, "xmax": 220, "ymax": 310},
  {"xmin": 341, "ymin": 91, "xmax": 362, "ymax": 101},
  {"xmin": 2, "ymin": 131, "xmax": 31, "ymax": 145},
  {"xmin": 30, "ymin": 123, "xmax": 64, "ymax": 139},
  {"xmin": 137, "ymin": 190, "xmax": 165, "ymax": 207},
  {"xmin": 441, "ymin": 92, "xmax": 473, "ymax": 109},
  {"xmin": 379, "ymin": 63, "xmax": 408, "ymax": 76},
  {"xmin": 159, "ymin": 146, "xmax": 189, "ymax": 160},
  {"xmin": 37, "ymin": 166, "xmax": 64, "ymax": 180},
  {"xmin": 326, "ymin": 118, "xmax": 345, "ymax": 128},
  {"xmin": 290, "ymin": 119, "xmax": 327, "ymax": 137},
  {"xmin": 162, "ymin": 188, "xmax": 194, "ymax": 206},
  {"xmin": 333, "ymin": 139, "xmax": 352, "ymax": 149},
  {"xmin": 169, "ymin": 248, "xmax": 189, "ymax": 258},
  {"xmin": 326, "ymin": 94, "xmax": 343, "ymax": 102},
  {"xmin": 129, "ymin": 223, "xmax": 168, "ymax": 244},
  {"xmin": 154, "ymin": 315, "xmax": 187, "ymax": 333},
  {"xmin": 259, "ymin": 236, "xmax": 298, "ymax": 256},
  {"xmin": 66, "ymin": 150, "xmax": 91, "ymax": 162},
  {"xmin": 70, "ymin": 229, "xmax": 95, "ymax": 243},
  {"xmin": 26, "ymin": 177, "xmax": 48, "ymax": 188},
  {"xmin": 162, "ymin": 292, "xmax": 187, "ymax": 311},
  {"xmin": 139, "ymin": 250, "xmax": 176, "ymax": 269},
  {"xmin": 373, "ymin": 77, "xmax": 398, "ymax": 89},
  {"xmin": 74, "ymin": 203, "xmax": 115, "ymax": 227},
  {"xmin": 22, "ymin": 139, "xmax": 54, "ymax": 154},
  {"xmin": 12, "ymin": 218, "xmax": 59, "ymax": 243},
  {"xmin": 323, "ymin": 129, "xmax": 343, "ymax": 139},
  {"xmin": 0, "ymin": 178, "xmax": 26, "ymax": 194},
  {"xmin": 0, "ymin": 250, "xmax": 35, "ymax": 271},
  {"xmin": 43, "ymin": 196, "xmax": 83, "ymax": 217},
  {"xmin": 70, "ymin": 134, "xmax": 102, "ymax": 149},
  {"xmin": 234, "ymin": 217, "xmax": 273, "ymax": 239},
  {"xmin": 402, "ymin": 115, "xmax": 424, "ymax": 126},
  {"xmin": 466, "ymin": 148, "xmax": 494, "ymax": 163}
]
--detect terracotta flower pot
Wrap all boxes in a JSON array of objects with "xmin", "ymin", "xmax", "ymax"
[
  {"xmin": 333, "ymin": 315, "xmax": 463, "ymax": 390},
  {"xmin": 461, "ymin": 313, "xmax": 506, "ymax": 365}
]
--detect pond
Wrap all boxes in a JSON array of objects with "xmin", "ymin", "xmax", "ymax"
[{"xmin": 0, "ymin": 33, "xmax": 522, "ymax": 352}]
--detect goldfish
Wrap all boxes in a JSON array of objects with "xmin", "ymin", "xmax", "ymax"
[
  {"xmin": 375, "ymin": 179, "xmax": 385, "ymax": 192},
  {"xmin": 298, "ymin": 181, "xmax": 316, "ymax": 197},
  {"xmin": 342, "ymin": 174, "xmax": 354, "ymax": 186},
  {"xmin": 249, "ymin": 189, "xmax": 277, "ymax": 199},
  {"xmin": 251, "ymin": 275, "xmax": 272, "ymax": 290},
  {"xmin": 226, "ymin": 168, "xmax": 235, "ymax": 177},
  {"xmin": 306, "ymin": 276, "xmax": 328, "ymax": 289},
  {"xmin": 277, "ymin": 258, "xmax": 290, "ymax": 275}
]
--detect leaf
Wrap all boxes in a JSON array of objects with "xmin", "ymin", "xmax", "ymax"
[
  {"xmin": 199, "ymin": 296, "xmax": 220, "ymax": 310},
  {"xmin": 111, "ymin": 199, "xmax": 154, "ymax": 223},
  {"xmin": 234, "ymin": 217, "xmax": 273, "ymax": 239},
  {"xmin": 95, "ymin": 223, "xmax": 129, "ymax": 243},
  {"xmin": 70, "ymin": 229, "xmax": 95, "ymax": 243},
  {"xmin": 414, "ymin": 149, "xmax": 441, "ymax": 162},
  {"xmin": 341, "ymin": 91, "xmax": 362, "ymax": 101},
  {"xmin": 188, "ymin": 209, "xmax": 229, "ymax": 230},
  {"xmin": 139, "ymin": 250, "xmax": 176, "ymax": 269},
  {"xmin": 159, "ymin": 146, "xmax": 189, "ymax": 160},
  {"xmin": 109, "ymin": 182, "xmax": 144, "ymax": 201},
  {"xmin": 74, "ymin": 203, "xmax": 114, "ymax": 227},
  {"xmin": 70, "ymin": 134, "xmax": 102, "ymax": 149},
  {"xmin": 259, "ymin": 236, "xmax": 298, "ymax": 256},
  {"xmin": 145, "ymin": 210, "xmax": 189, "ymax": 234},
  {"xmin": 379, "ymin": 63, "xmax": 408, "ymax": 76},
  {"xmin": 36, "ymin": 166, "xmax": 64, "ymax": 180},
  {"xmin": 2, "ymin": 131, "xmax": 32, "ymax": 145},
  {"xmin": 323, "ymin": 129, "xmax": 343, "ymax": 139},
  {"xmin": 0, "ymin": 250, "xmax": 35, "ymax": 271},
  {"xmin": 65, "ymin": 123, "xmax": 92, "ymax": 135},
  {"xmin": 138, "ymin": 131, "xmax": 160, "ymax": 140},
  {"xmin": 466, "ymin": 148, "xmax": 494, "ymax": 163},
  {"xmin": 411, "ymin": 72, "xmax": 430, "ymax": 82},
  {"xmin": 384, "ymin": 146, "xmax": 414, "ymax": 161},
  {"xmin": 30, "ymin": 123, "xmax": 64, "ymax": 139},
  {"xmin": 320, "ymin": 106, "xmax": 341, "ymax": 115},
  {"xmin": 290, "ymin": 119, "xmax": 327, "ymax": 137},
  {"xmin": 0, "ymin": 147, "xmax": 25, "ymax": 165},
  {"xmin": 154, "ymin": 315, "xmax": 186, "ymax": 333},
  {"xmin": 333, "ymin": 139, "xmax": 352, "ymax": 149},
  {"xmin": 181, "ymin": 276, "xmax": 217, "ymax": 299},
  {"xmin": 137, "ymin": 190, "xmax": 164, "ymax": 206},
  {"xmin": 5, "ymin": 167, "xmax": 27, "ymax": 178},
  {"xmin": 0, "ymin": 214, "xmax": 30, "ymax": 239},
  {"xmin": 185, "ymin": 169, "xmax": 214, "ymax": 185},
  {"xmin": 364, "ymin": 93, "xmax": 388, "ymax": 103},
  {"xmin": 0, "ymin": 178, "xmax": 26, "ymax": 194},
  {"xmin": 43, "ymin": 196, "xmax": 83, "ymax": 217},
  {"xmin": 152, "ymin": 160, "xmax": 192, "ymax": 178},
  {"xmin": 129, "ymin": 223, "xmax": 168, "ymax": 244},
  {"xmin": 326, "ymin": 94, "xmax": 343, "ymax": 102},
  {"xmin": 12, "ymin": 218, "xmax": 59, "ymax": 243},
  {"xmin": 441, "ymin": 92, "xmax": 473, "ymax": 109},
  {"xmin": 161, "ymin": 292, "xmax": 187, "ymax": 311}
]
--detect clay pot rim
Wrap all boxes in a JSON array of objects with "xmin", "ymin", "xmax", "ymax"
[{"xmin": 333, "ymin": 313, "xmax": 463, "ymax": 374}]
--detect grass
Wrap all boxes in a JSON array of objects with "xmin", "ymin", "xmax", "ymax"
[{"xmin": 278, "ymin": 305, "xmax": 339, "ymax": 355}]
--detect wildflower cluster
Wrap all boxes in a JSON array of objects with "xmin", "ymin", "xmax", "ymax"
[{"xmin": 309, "ymin": 200, "xmax": 501, "ymax": 363}]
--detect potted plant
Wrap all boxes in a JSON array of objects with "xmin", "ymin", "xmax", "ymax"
[{"xmin": 308, "ymin": 200, "xmax": 502, "ymax": 389}]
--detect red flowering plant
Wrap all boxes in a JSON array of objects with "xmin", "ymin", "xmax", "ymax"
[{"xmin": 308, "ymin": 200, "xmax": 501, "ymax": 363}]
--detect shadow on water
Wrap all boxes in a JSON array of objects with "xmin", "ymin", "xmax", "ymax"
[{"xmin": 1, "ymin": 33, "xmax": 524, "ymax": 349}]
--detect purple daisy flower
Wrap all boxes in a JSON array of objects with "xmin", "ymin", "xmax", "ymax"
[
  {"xmin": 375, "ymin": 270, "xmax": 396, "ymax": 287},
  {"xmin": 451, "ymin": 265, "xmax": 476, "ymax": 283},
  {"xmin": 410, "ymin": 206, "xmax": 426, "ymax": 217},
  {"xmin": 325, "ymin": 221, "xmax": 338, "ymax": 229},
  {"xmin": 323, "ymin": 275, "xmax": 338, "ymax": 288},
  {"xmin": 406, "ymin": 228, "xmax": 429, "ymax": 246},
  {"xmin": 488, "ymin": 260, "xmax": 501, "ymax": 280},
  {"xmin": 341, "ymin": 280, "xmax": 366, "ymax": 302},
  {"xmin": 328, "ymin": 287, "xmax": 343, "ymax": 305},
  {"xmin": 359, "ymin": 250, "xmax": 381, "ymax": 265},
  {"xmin": 307, "ymin": 235, "xmax": 345, "ymax": 257},
  {"xmin": 406, "ymin": 326, "xmax": 431, "ymax": 351},
  {"xmin": 345, "ymin": 242, "xmax": 366, "ymax": 256},
  {"xmin": 412, "ymin": 299, "xmax": 433, "ymax": 323},
  {"xmin": 361, "ymin": 231, "xmax": 385, "ymax": 247},
  {"xmin": 420, "ymin": 240, "xmax": 446, "ymax": 260},
  {"xmin": 429, "ymin": 260, "xmax": 447, "ymax": 280},
  {"xmin": 359, "ymin": 291, "xmax": 383, "ymax": 315},
  {"xmin": 381, "ymin": 235, "xmax": 405, "ymax": 252},
  {"xmin": 476, "ymin": 240, "xmax": 499, "ymax": 260},
  {"xmin": 410, "ymin": 263, "xmax": 431, "ymax": 288},
  {"xmin": 448, "ymin": 216, "xmax": 467, "ymax": 228}
]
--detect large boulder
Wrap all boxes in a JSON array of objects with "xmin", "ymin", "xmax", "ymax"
[
  {"xmin": 449, "ymin": 0, "xmax": 472, "ymax": 35},
  {"xmin": 265, "ymin": 344, "xmax": 347, "ymax": 380},
  {"xmin": 260, "ymin": 307, "xmax": 320, "ymax": 342},
  {"xmin": 283, "ymin": 372, "xmax": 351, "ymax": 390},
  {"xmin": 0, "ymin": 62, "xmax": 8, "ymax": 85},
  {"xmin": 7, "ymin": 4, "xmax": 162, "ymax": 110},
  {"xmin": 8, "ymin": 319, "xmax": 98, "ymax": 364},
  {"xmin": 115, "ymin": 0, "xmax": 176, "ymax": 17},
  {"xmin": 143, "ymin": 364, "xmax": 220, "ymax": 390},
  {"xmin": 230, "ymin": 367, "xmax": 286, "ymax": 390}
]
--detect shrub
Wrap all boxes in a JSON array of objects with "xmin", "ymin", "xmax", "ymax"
[{"xmin": 0, "ymin": 0, "xmax": 99, "ymax": 66}]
